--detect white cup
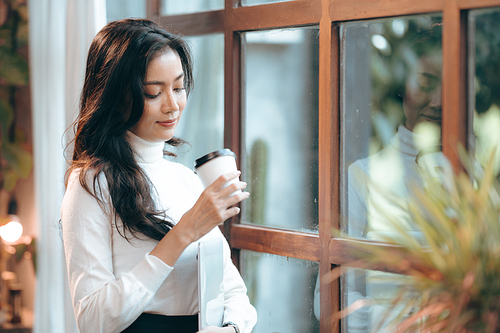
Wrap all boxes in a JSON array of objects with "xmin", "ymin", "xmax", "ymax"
[
  {"xmin": 194, "ymin": 149, "xmax": 241, "ymax": 194},
  {"xmin": 415, "ymin": 146, "xmax": 453, "ymax": 191}
]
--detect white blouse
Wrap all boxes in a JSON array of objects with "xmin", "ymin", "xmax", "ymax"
[{"xmin": 61, "ymin": 132, "xmax": 257, "ymax": 333}]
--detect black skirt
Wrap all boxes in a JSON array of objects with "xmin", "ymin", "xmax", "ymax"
[{"xmin": 121, "ymin": 313, "xmax": 199, "ymax": 333}]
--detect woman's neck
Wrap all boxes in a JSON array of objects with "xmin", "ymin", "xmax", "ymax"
[{"xmin": 126, "ymin": 131, "xmax": 165, "ymax": 164}]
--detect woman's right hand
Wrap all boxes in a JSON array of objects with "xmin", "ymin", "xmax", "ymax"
[
  {"xmin": 150, "ymin": 171, "xmax": 249, "ymax": 266},
  {"xmin": 177, "ymin": 171, "xmax": 249, "ymax": 245}
]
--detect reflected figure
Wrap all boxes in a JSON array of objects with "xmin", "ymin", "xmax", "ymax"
[
  {"xmin": 344, "ymin": 23, "xmax": 442, "ymax": 332},
  {"xmin": 349, "ymin": 27, "xmax": 442, "ymax": 237}
]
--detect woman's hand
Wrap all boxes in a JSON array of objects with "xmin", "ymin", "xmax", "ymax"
[
  {"xmin": 176, "ymin": 171, "xmax": 249, "ymax": 245},
  {"xmin": 150, "ymin": 171, "xmax": 249, "ymax": 266},
  {"xmin": 197, "ymin": 326, "xmax": 236, "ymax": 333}
]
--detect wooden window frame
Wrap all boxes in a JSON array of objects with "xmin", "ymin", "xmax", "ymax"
[{"xmin": 147, "ymin": 0, "xmax": 500, "ymax": 332}]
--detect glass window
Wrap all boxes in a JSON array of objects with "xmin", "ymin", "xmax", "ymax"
[
  {"xmin": 470, "ymin": 7, "xmax": 500, "ymax": 178},
  {"xmin": 341, "ymin": 267, "xmax": 415, "ymax": 332},
  {"xmin": 169, "ymin": 34, "xmax": 225, "ymax": 169},
  {"xmin": 241, "ymin": 0, "xmax": 294, "ymax": 6},
  {"xmin": 161, "ymin": 0, "xmax": 224, "ymax": 15},
  {"xmin": 106, "ymin": 0, "xmax": 146, "ymax": 21},
  {"xmin": 241, "ymin": 27, "xmax": 319, "ymax": 233},
  {"xmin": 241, "ymin": 250, "xmax": 319, "ymax": 332},
  {"xmin": 341, "ymin": 15, "xmax": 443, "ymax": 238},
  {"xmin": 340, "ymin": 15, "xmax": 442, "ymax": 332}
]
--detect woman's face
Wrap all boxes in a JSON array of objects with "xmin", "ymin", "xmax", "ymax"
[
  {"xmin": 130, "ymin": 49, "xmax": 187, "ymax": 143},
  {"xmin": 403, "ymin": 50, "xmax": 442, "ymax": 131}
]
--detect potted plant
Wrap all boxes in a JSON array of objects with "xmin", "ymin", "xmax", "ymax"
[{"xmin": 334, "ymin": 148, "xmax": 500, "ymax": 332}]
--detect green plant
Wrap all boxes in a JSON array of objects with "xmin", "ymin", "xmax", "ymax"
[
  {"xmin": 0, "ymin": 0, "xmax": 31, "ymax": 193},
  {"xmin": 338, "ymin": 148, "xmax": 500, "ymax": 332}
]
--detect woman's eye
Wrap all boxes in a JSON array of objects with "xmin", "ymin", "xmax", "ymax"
[
  {"xmin": 174, "ymin": 87, "xmax": 186, "ymax": 93},
  {"xmin": 417, "ymin": 75, "xmax": 438, "ymax": 92},
  {"xmin": 145, "ymin": 92, "xmax": 161, "ymax": 99}
]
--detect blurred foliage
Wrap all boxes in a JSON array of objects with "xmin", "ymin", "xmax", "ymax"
[
  {"xmin": 0, "ymin": 0, "xmax": 32, "ymax": 192},
  {"xmin": 474, "ymin": 10, "xmax": 500, "ymax": 114},
  {"xmin": 337, "ymin": 147, "xmax": 500, "ymax": 332},
  {"xmin": 472, "ymin": 9, "xmax": 500, "ymax": 182}
]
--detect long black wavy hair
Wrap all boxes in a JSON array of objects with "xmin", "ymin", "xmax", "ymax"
[{"xmin": 66, "ymin": 19, "xmax": 193, "ymax": 241}]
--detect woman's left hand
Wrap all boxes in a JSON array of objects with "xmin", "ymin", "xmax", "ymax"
[{"xmin": 197, "ymin": 326, "xmax": 235, "ymax": 333}]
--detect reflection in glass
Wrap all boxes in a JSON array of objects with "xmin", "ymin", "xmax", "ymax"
[
  {"xmin": 242, "ymin": 27, "xmax": 319, "ymax": 232},
  {"xmin": 241, "ymin": 250, "xmax": 319, "ymax": 332},
  {"xmin": 341, "ymin": 267, "xmax": 415, "ymax": 331},
  {"xmin": 470, "ymin": 8, "xmax": 500, "ymax": 179},
  {"xmin": 340, "ymin": 15, "xmax": 442, "ymax": 332},
  {"xmin": 241, "ymin": 0, "xmax": 293, "ymax": 6},
  {"xmin": 169, "ymin": 34, "xmax": 224, "ymax": 169},
  {"xmin": 161, "ymin": 0, "xmax": 224, "ymax": 15}
]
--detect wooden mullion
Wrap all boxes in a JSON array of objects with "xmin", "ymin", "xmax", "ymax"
[
  {"xmin": 230, "ymin": 224, "xmax": 321, "ymax": 261},
  {"xmin": 319, "ymin": 0, "xmax": 339, "ymax": 328},
  {"xmin": 329, "ymin": 238, "xmax": 433, "ymax": 275},
  {"xmin": 458, "ymin": 0, "xmax": 500, "ymax": 9},
  {"xmin": 232, "ymin": 0, "xmax": 321, "ymax": 32},
  {"xmin": 157, "ymin": 10, "xmax": 225, "ymax": 36},
  {"xmin": 442, "ymin": 0, "xmax": 468, "ymax": 170},
  {"xmin": 330, "ymin": 0, "xmax": 444, "ymax": 22},
  {"xmin": 223, "ymin": 0, "xmax": 243, "ymax": 267}
]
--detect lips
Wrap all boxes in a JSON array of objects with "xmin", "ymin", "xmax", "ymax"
[
  {"xmin": 157, "ymin": 119, "xmax": 177, "ymax": 127},
  {"xmin": 421, "ymin": 114, "xmax": 441, "ymax": 122}
]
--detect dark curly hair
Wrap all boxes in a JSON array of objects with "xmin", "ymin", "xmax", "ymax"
[{"xmin": 66, "ymin": 19, "xmax": 193, "ymax": 241}]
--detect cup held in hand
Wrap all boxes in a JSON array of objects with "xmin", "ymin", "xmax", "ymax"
[{"xmin": 195, "ymin": 149, "xmax": 241, "ymax": 195}]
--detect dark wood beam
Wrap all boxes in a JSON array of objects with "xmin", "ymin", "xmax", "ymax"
[
  {"xmin": 157, "ymin": 10, "xmax": 225, "ymax": 35},
  {"xmin": 230, "ymin": 224, "xmax": 321, "ymax": 261},
  {"xmin": 330, "ymin": 0, "xmax": 444, "ymax": 21}
]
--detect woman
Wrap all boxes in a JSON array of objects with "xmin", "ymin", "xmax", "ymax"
[{"xmin": 61, "ymin": 19, "xmax": 257, "ymax": 333}]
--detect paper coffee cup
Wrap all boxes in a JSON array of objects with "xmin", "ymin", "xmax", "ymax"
[
  {"xmin": 194, "ymin": 149, "xmax": 241, "ymax": 193},
  {"xmin": 415, "ymin": 145, "xmax": 453, "ymax": 190}
]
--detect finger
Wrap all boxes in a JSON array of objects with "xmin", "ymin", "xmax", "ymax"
[
  {"xmin": 207, "ymin": 171, "xmax": 241, "ymax": 191},
  {"xmin": 218, "ymin": 180, "xmax": 247, "ymax": 198},
  {"xmin": 221, "ymin": 206, "xmax": 241, "ymax": 222},
  {"xmin": 223, "ymin": 190, "xmax": 250, "ymax": 208}
]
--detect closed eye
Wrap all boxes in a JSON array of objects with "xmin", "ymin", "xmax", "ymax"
[{"xmin": 145, "ymin": 92, "xmax": 161, "ymax": 99}]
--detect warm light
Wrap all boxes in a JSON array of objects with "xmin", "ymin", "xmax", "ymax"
[{"xmin": 0, "ymin": 221, "xmax": 23, "ymax": 243}]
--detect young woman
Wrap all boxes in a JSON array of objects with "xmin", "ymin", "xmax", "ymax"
[{"xmin": 61, "ymin": 19, "xmax": 257, "ymax": 333}]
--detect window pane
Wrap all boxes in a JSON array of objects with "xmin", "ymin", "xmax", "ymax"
[
  {"xmin": 242, "ymin": 27, "xmax": 319, "ymax": 233},
  {"xmin": 106, "ymin": 0, "xmax": 146, "ymax": 21},
  {"xmin": 161, "ymin": 0, "xmax": 224, "ymax": 15},
  {"xmin": 169, "ymin": 34, "xmax": 224, "ymax": 169},
  {"xmin": 241, "ymin": 250, "xmax": 319, "ymax": 332},
  {"xmin": 340, "ymin": 15, "xmax": 442, "ymax": 332},
  {"xmin": 341, "ymin": 267, "xmax": 415, "ymax": 332},
  {"xmin": 241, "ymin": 0, "xmax": 293, "ymax": 6},
  {"xmin": 341, "ymin": 15, "xmax": 443, "ymax": 237},
  {"xmin": 470, "ymin": 8, "xmax": 500, "ymax": 178}
]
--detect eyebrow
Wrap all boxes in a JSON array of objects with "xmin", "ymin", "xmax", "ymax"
[{"xmin": 144, "ymin": 73, "xmax": 185, "ymax": 85}]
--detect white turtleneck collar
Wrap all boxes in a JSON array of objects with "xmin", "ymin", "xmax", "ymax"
[
  {"xmin": 126, "ymin": 131, "xmax": 165, "ymax": 164},
  {"xmin": 390, "ymin": 125, "xmax": 420, "ymax": 157}
]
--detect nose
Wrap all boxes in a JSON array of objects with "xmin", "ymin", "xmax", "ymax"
[
  {"xmin": 428, "ymin": 84, "xmax": 442, "ymax": 111},
  {"xmin": 162, "ymin": 91, "xmax": 179, "ymax": 113}
]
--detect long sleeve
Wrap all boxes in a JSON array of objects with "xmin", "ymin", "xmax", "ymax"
[{"xmin": 61, "ymin": 172, "xmax": 174, "ymax": 333}]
